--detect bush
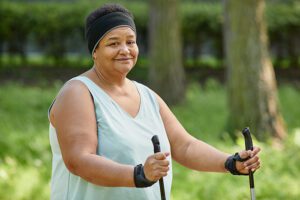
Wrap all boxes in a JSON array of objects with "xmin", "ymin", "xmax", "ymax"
[{"xmin": 0, "ymin": 1, "xmax": 299, "ymax": 68}]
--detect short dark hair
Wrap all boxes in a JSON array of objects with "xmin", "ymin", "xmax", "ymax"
[{"xmin": 85, "ymin": 4, "xmax": 134, "ymax": 34}]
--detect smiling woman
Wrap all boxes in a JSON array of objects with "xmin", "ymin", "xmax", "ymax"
[
  {"xmin": 48, "ymin": 4, "xmax": 172, "ymax": 200},
  {"xmin": 93, "ymin": 27, "xmax": 139, "ymax": 79},
  {"xmin": 48, "ymin": 3, "xmax": 261, "ymax": 200}
]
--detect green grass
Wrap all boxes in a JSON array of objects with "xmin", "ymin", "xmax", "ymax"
[
  {"xmin": 170, "ymin": 80, "xmax": 300, "ymax": 199},
  {"xmin": 0, "ymin": 80, "xmax": 299, "ymax": 200}
]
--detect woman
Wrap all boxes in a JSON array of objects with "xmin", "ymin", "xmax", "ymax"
[{"xmin": 48, "ymin": 3, "xmax": 261, "ymax": 200}]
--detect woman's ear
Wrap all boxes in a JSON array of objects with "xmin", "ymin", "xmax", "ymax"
[{"xmin": 93, "ymin": 51, "xmax": 97, "ymax": 60}]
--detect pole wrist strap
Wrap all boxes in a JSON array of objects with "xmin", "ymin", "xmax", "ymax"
[
  {"xmin": 134, "ymin": 164, "xmax": 156, "ymax": 188},
  {"xmin": 225, "ymin": 153, "xmax": 249, "ymax": 175}
]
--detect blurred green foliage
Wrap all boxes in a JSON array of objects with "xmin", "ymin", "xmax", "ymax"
[
  {"xmin": 0, "ymin": 81, "xmax": 299, "ymax": 199},
  {"xmin": 0, "ymin": 1, "xmax": 299, "ymax": 69}
]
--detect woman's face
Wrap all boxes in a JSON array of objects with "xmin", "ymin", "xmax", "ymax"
[{"xmin": 93, "ymin": 26, "xmax": 139, "ymax": 76}]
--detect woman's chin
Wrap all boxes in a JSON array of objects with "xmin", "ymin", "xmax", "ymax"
[{"xmin": 116, "ymin": 64, "xmax": 134, "ymax": 75}]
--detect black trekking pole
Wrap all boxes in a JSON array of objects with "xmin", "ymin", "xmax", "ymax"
[
  {"xmin": 242, "ymin": 127, "xmax": 256, "ymax": 200},
  {"xmin": 151, "ymin": 135, "xmax": 166, "ymax": 200}
]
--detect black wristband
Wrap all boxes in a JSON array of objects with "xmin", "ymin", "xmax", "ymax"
[
  {"xmin": 225, "ymin": 153, "xmax": 249, "ymax": 176},
  {"xmin": 133, "ymin": 164, "xmax": 156, "ymax": 188}
]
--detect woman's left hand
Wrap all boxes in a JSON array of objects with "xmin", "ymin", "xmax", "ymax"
[{"xmin": 236, "ymin": 146, "xmax": 261, "ymax": 174}]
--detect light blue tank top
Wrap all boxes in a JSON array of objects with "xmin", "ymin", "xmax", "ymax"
[{"xmin": 49, "ymin": 76, "xmax": 172, "ymax": 200}]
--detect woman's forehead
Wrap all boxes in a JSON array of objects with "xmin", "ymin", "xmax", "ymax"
[{"xmin": 103, "ymin": 26, "xmax": 136, "ymax": 40}]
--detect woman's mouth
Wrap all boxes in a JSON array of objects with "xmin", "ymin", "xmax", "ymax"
[{"xmin": 115, "ymin": 58, "xmax": 133, "ymax": 61}]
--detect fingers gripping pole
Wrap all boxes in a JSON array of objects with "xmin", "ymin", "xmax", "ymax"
[
  {"xmin": 151, "ymin": 135, "xmax": 166, "ymax": 200},
  {"xmin": 242, "ymin": 128, "xmax": 256, "ymax": 200}
]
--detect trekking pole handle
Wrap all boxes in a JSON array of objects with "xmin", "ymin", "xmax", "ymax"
[
  {"xmin": 151, "ymin": 135, "xmax": 166, "ymax": 200},
  {"xmin": 242, "ymin": 127, "xmax": 253, "ymax": 151},
  {"xmin": 242, "ymin": 127, "xmax": 256, "ymax": 200},
  {"xmin": 152, "ymin": 135, "xmax": 161, "ymax": 153}
]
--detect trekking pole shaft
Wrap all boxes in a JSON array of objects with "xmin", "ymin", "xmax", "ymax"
[
  {"xmin": 249, "ymin": 172, "xmax": 255, "ymax": 200},
  {"xmin": 158, "ymin": 179, "xmax": 166, "ymax": 200},
  {"xmin": 151, "ymin": 135, "xmax": 166, "ymax": 200}
]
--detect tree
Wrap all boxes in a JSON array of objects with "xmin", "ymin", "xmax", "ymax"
[
  {"xmin": 148, "ymin": 0, "xmax": 185, "ymax": 105},
  {"xmin": 223, "ymin": 0, "xmax": 286, "ymax": 140}
]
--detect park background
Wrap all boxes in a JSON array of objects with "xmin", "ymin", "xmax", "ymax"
[{"xmin": 0, "ymin": 0, "xmax": 299, "ymax": 199}]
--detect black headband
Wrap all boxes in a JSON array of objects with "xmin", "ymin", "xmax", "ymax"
[{"xmin": 85, "ymin": 12, "xmax": 136, "ymax": 54}]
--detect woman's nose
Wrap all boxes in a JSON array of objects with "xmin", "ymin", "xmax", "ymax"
[{"xmin": 119, "ymin": 44, "xmax": 130, "ymax": 54}]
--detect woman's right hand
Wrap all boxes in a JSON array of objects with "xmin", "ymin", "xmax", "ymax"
[{"xmin": 143, "ymin": 152, "xmax": 170, "ymax": 182}]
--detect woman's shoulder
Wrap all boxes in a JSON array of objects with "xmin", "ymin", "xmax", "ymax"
[
  {"xmin": 134, "ymin": 81, "xmax": 161, "ymax": 99},
  {"xmin": 49, "ymin": 77, "xmax": 93, "ymax": 126},
  {"xmin": 132, "ymin": 80, "xmax": 163, "ymax": 108},
  {"xmin": 132, "ymin": 81, "xmax": 152, "ymax": 93},
  {"xmin": 51, "ymin": 77, "xmax": 92, "ymax": 112},
  {"xmin": 58, "ymin": 77, "xmax": 90, "ymax": 98}
]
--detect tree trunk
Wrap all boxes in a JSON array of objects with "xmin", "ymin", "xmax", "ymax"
[
  {"xmin": 223, "ymin": 0, "xmax": 286, "ymax": 140},
  {"xmin": 148, "ymin": 0, "xmax": 185, "ymax": 105}
]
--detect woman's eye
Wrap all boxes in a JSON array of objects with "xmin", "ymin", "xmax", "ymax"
[
  {"xmin": 109, "ymin": 42, "xmax": 118, "ymax": 46},
  {"xmin": 127, "ymin": 41, "xmax": 136, "ymax": 45}
]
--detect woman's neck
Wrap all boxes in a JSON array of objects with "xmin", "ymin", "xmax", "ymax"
[{"xmin": 93, "ymin": 66, "xmax": 128, "ymax": 91}]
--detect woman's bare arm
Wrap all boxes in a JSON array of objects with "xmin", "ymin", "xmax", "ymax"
[
  {"xmin": 50, "ymin": 80, "xmax": 135, "ymax": 187},
  {"xmin": 156, "ymin": 94, "xmax": 260, "ymax": 173}
]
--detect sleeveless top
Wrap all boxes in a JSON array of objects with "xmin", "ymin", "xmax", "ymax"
[{"xmin": 49, "ymin": 76, "xmax": 172, "ymax": 200}]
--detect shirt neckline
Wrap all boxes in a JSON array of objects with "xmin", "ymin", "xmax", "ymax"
[{"xmin": 79, "ymin": 76, "xmax": 143, "ymax": 120}]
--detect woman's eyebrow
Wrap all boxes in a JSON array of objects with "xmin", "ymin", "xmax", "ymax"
[
  {"xmin": 107, "ymin": 37, "xmax": 119, "ymax": 41},
  {"xmin": 106, "ymin": 34, "xmax": 135, "ymax": 41}
]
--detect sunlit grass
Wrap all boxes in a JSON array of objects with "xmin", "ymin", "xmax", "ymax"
[
  {"xmin": 0, "ymin": 81, "xmax": 299, "ymax": 200},
  {"xmin": 172, "ymin": 80, "xmax": 229, "ymax": 143},
  {"xmin": 170, "ymin": 81, "xmax": 300, "ymax": 199}
]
